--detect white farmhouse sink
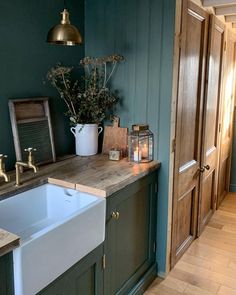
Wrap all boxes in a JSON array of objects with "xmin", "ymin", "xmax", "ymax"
[{"xmin": 0, "ymin": 183, "xmax": 106, "ymax": 295}]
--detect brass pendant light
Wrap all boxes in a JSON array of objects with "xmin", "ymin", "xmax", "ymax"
[{"xmin": 47, "ymin": 1, "xmax": 82, "ymax": 46}]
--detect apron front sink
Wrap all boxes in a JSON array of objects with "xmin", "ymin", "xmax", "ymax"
[{"xmin": 0, "ymin": 183, "xmax": 106, "ymax": 295}]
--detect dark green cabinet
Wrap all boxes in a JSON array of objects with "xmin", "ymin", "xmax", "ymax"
[
  {"xmin": 0, "ymin": 252, "xmax": 14, "ymax": 295},
  {"xmin": 0, "ymin": 170, "xmax": 158, "ymax": 295},
  {"xmin": 0, "ymin": 244, "xmax": 104, "ymax": 295},
  {"xmin": 38, "ymin": 244, "xmax": 104, "ymax": 295},
  {"xmin": 104, "ymin": 171, "xmax": 158, "ymax": 295}
]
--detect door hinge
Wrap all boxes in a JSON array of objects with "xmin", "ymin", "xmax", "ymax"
[
  {"xmin": 172, "ymin": 138, "xmax": 176, "ymax": 153},
  {"xmin": 153, "ymin": 242, "xmax": 156, "ymax": 253},
  {"xmin": 102, "ymin": 254, "xmax": 106, "ymax": 269},
  {"xmin": 178, "ymin": 34, "xmax": 182, "ymax": 49},
  {"xmin": 155, "ymin": 182, "xmax": 158, "ymax": 194},
  {"xmin": 219, "ymin": 123, "xmax": 221, "ymax": 133},
  {"xmin": 224, "ymin": 41, "xmax": 227, "ymax": 52}
]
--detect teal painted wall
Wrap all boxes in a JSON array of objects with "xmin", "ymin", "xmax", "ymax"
[
  {"xmin": 230, "ymin": 108, "xmax": 236, "ymax": 192},
  {"xmin": 85, "ymin": 0, "xmax": 176, "ymax": 273},
  {"xmin": 0, "ymin": 1, "xmax": 84, "ymax": 170}
]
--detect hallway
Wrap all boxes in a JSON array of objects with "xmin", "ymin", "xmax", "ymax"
[{"xmin": 145, "ymin": 194, "xmax": 236, "ymax": 295}]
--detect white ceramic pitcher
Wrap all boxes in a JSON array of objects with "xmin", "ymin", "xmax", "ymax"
[{"xmin": 70, "ymin": 124, "xmax": 103, "ymax": 156}]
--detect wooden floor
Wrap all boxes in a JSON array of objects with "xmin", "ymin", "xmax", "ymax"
[{"xmin": 145, "ymin": 193, "xmax": 236, "ymax": 295}]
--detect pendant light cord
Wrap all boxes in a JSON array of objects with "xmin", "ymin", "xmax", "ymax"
[{"xmin": 64, "ymin": 0, "xmax": 66, "ymax": 9}]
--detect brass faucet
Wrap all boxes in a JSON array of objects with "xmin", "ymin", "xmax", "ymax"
[
  {"xmin": 0, "ymin": 154, "xmax": 10, "ymax": 182},
  {"xmin": 15, "ymin": 148, "xmax": 39, "ymax": 186}
]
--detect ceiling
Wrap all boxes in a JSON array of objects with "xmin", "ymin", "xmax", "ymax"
[{"xmin": 202, "ymin": 0, "xmax": 236, "ymax": 28}]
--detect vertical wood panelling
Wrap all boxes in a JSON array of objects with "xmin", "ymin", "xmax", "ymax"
[
  {"xmin": 133, "ymin": 0, "xmax": 150, "ymax": 123},
  {"xmin": 124, "ymin": 0, "xmax": 137, "ymax": 125},
  {"xmin": 85, "ymin": 0, "xmax": 166, "ymax": 159},
  {"xmin": 146, "ymin": 0, "xmax": 163, "ymax": 147},
  {"xmin": 85, "ymin": 0, "xmax": 176, "ymax": 274}
]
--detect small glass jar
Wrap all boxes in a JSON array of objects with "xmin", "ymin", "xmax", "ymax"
[{"xmin": 128, "ymin": 124, "xmax": 154, "ymax": 163}]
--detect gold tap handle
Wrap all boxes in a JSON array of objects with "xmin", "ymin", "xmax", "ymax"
[
  {"xmin": 24, "ymin": 148, "xmax": 37, "ymax": 164},
  {"xmin": 0, "ymin": 154, "xmax": 7, "ymax": 171},
  {"xmin": 0, "ymin": 154, "xmax": 7, "ymax": 159},
  {"xmin": 24, "ymin": 148, "xmax": 37, "ymax": 153}
]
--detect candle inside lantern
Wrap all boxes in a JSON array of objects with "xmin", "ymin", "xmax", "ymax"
[
  {"xmin": 134, "ymin": 147, "xmax": 142, "ymax": 162},
  {"xmin": 142, "ymin": 144, "xmax": 148, "ymax": 158}
]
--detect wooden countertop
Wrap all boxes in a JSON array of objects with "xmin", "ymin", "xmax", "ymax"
[
  {"xmin": 0, "ymin": 154, "xmax": 160, "ymax": 256},
  {"xmin": 48, "ymin": 155, "xmax": 160, "ymax": 197},
  {"xmin": 0, "ymin": 229, "xmax": 20, "ymax": 257}
]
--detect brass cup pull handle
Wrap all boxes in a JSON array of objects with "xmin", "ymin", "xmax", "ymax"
[
  {"xmin": 111, "ymin": 211, "xmax": 120, "ymax": 220},
  {"xmin": 204, "ymin": 165, "xmax": 210, "ymax": 170}
]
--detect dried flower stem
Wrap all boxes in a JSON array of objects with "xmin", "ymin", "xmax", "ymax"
[
  {"xmin": 47, "ymin": 54, "xmax": 124, "ymax": 125},
  {"xmin": 61, "ymin": 72, "xmax": 77, "ymax": 117},
  {"xmin": 105, "ymin": 62, "xmax": 117, "ymax": 87}
]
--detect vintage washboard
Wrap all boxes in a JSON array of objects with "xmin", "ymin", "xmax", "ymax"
[{"xmin": 8, "ymin": 97, "xmax": 56, "ymax": 164}]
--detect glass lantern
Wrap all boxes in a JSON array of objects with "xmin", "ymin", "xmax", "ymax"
[{"xmin": 128, "ymin": 124, "xmax": 154, "ymax": 163}]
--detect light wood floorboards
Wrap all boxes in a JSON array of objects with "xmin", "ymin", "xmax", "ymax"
[{"xmin": 145, "ymin": 193, "xmax": 236, "ymax": 295}]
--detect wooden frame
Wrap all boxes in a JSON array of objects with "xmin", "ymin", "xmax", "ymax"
[
  {"xmin": 164, "ymin": 0, "xmax": 183, "ymax": 276},
  {"xmin": 8, "ymin": 97, "xmax": 56, "ymax": 165}
]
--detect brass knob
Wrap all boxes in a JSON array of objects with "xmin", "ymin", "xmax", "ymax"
[
  {"xmin": 111, "ymin": 211, "xmax": 120, "ymax": 220},
  {"xmin": 204, "ymin": 165, "xmax": 210, "ymax": 170},
  {"xmin": 198, "ymin": 167, "xmax": 205, "ymax": 173}
]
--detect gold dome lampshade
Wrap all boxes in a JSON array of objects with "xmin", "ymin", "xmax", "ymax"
[{"xmin": 47, "ymin": 8, "xmax": 82, "ymax": 46}]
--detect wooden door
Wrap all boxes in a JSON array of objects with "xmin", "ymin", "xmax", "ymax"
[
  {"xmin": 198, "ymin": 16, "xmax": 225, "ymax": 234},
  {"xmin": 217, "ymin": 31, "xmax": 236, "ymax": 207},
  {"xmin": 171, "ymin": 0, "xmax": 209, "ymax": 267}
]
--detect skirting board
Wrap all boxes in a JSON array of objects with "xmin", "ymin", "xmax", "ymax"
[
  {"xmin": 157, "ymin": 271, "xmax": 167, "ymax": 279},
  {"xmin": 229, "ymin": 184, "xmax": 236, "ymax": 193},
  {"xmin": 128, "ymin": 264, "xmax": 157, "ymax": 295}
]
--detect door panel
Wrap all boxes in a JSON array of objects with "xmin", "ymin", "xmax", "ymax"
[
  {"xmin": 179, "ymin": 10, "xmax": 206, "ymax": 168},
  {"xmin": 198, "ymin": 16, "xmax": 225, "ymax": 234},
  {"xmin": 38, "ymin": 245, "xmax": 104, "ymax": 295},
  {"xmin": 115, "ymin": 185, "xmax": 149, "ymax": 286},
  {"xmin": 176, "ymin": 189, "xmax": 195, "ymax": 250},
  {"xmin": 200, "ymin": 171, "xmax": 215, "ymax": 225},
  {"xmin": 217, "ymin": 31, "xmax": 236, "ymax": 206},
  {"xmin": 171, "ymin": 0, "xmax": 209, "ymax": 267},
  {"xmin": 218, "ymin": 156, "xmax": 229, "ymax": 199}
]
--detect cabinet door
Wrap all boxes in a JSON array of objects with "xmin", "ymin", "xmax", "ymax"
[
  {"xmin": 0, "ymin": 252, "xmax": 14, "ymax": 295},
  {"xmin": 104, "ymin": 172, "xmax": 157, "ymax": 295},
  {"xmin": 38, "ymin": 245, "xmax": 104, "ymax": 295}
]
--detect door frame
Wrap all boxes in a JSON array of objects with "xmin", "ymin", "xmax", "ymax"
[{"xmin": 164, "ymin": 0, "xmax": 182, "ymax": 275}]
